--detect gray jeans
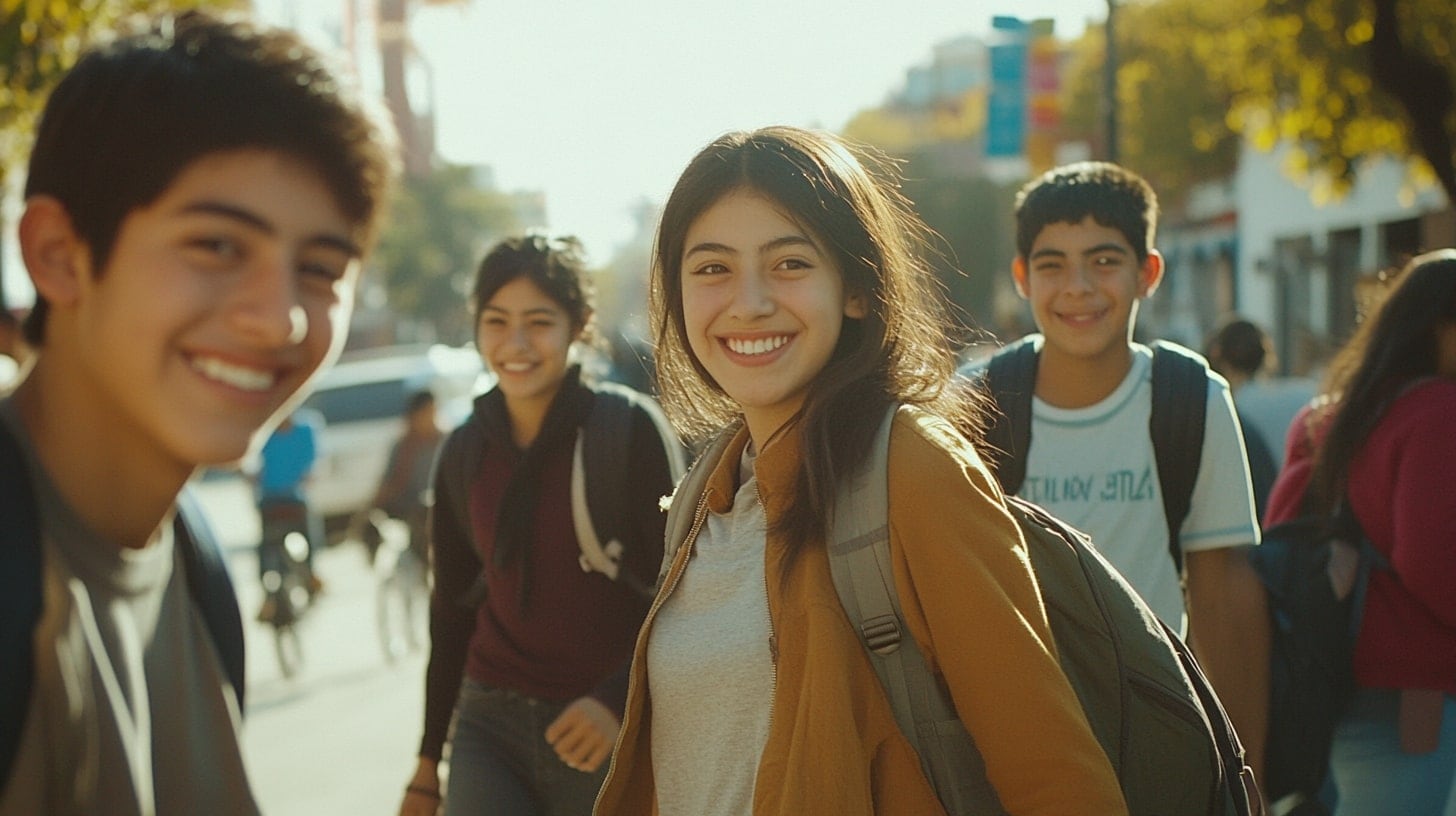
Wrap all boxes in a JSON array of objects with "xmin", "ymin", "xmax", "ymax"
[{"xmin": 444, "ymin": 680, "xmax": 608, "ymax": 816}]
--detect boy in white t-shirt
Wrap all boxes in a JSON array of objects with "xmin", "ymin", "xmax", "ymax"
[{"xmin": 968, "ymin": 161, "xmax": 1271, "ymax": 786}]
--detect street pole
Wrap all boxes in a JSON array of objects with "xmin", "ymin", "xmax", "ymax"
[{"xmin": 1105, "ymin": 0, "xmax": 1119, "ymax": 164}]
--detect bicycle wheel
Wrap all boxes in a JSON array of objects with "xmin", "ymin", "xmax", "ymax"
[{"xmin": 376, "ymin": 549, "xmax": 427, "ymax": 663}]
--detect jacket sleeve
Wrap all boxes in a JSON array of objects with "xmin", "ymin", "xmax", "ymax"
[
  {"xmin": 1384, "ymin": 394, "xmax": 1456, "ymax": 629},
  {"xmin": 418, "ymin": 426, "xmax": 481, "ymax": 762},
  {"xmin": 886, "ymin": 417, "xmax": 1128, "ymax": 815}
]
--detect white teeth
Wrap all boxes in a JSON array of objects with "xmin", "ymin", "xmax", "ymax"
[
  {"xmin": 192, "ymin": 357, "xmax": 274, "ymax": 392},
  {"xmin": 501, "ymin": 361, "xmax": 533, "ymax": 373},
  {"xmin": 726, "ymin": 336, "xmax": 789, "ymax": 356}
]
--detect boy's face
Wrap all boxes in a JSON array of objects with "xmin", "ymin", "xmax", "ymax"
[
  {"xmin": 25, "ymin": 149, "xmax": 361, "ymax": 469},
  {"xmin": 1012, "ymin": 216, "xmax": 1162, "ymax": 365}
]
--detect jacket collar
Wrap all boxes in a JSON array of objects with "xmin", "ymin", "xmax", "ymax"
[{"xmin": 701, "ymin": 418, "xmax": 803, "ymax": 524}]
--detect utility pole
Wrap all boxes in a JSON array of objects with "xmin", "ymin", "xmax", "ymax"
[{"xmin": 1105, "ymin": 0, "xmax": 1119, "ymax": 164}]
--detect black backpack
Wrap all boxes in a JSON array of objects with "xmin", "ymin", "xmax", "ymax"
[
  {"xmin": 978, "ymin": 335, "xmax": 1211, "ymax": 571},
  {"xmin": 0, "ymin": 420, "xmax": 245, "ymax": 793},
  {"xmin": 457, "ymin": 380, "xmax": 685, "ymax": 604},
  {"xmin": 1248, "ymin": 501, "xmax": 1388, "ymax": 815}
]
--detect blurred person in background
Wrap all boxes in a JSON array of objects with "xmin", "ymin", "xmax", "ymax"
[
  {"xmin": 1206, "ymin": 317, "xmax": 1280, "ymax": 518},
  {"xmin": 370, "ymin": 389, "xmax": 445, "ymax": 565},
  {"xmin": 1263, "ymin": 249, "xmax": 1456, "ymax": 815}
]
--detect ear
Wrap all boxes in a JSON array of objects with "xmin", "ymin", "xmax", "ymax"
[
  {"xmin": 1011, "ymin": 256, "xmax": 1030, "ymax": 299},
  {"xmin": 1138, "ymin": 250, "xmax": 1165, "ymax": 298},
  {"xmin": 843, "ymin": 290, "xmax": 868, "ymax": 319},
  {"xmin": 19, "ymin": 196, "xmax": 89, "ymax": 308}
]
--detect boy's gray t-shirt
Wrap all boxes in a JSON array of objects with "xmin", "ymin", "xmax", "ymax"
[{"xmin": 0, "ymin": 400, "xmax": 258, "ymax": 816}]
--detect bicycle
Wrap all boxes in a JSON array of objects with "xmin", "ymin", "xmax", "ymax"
[
  {"xmin": 357, "ymin": 508, "xmax": 429, "ymax": 663},
  {"xmin": 257, "ymin": 498, "xmax": 318, "ymax": 679}
]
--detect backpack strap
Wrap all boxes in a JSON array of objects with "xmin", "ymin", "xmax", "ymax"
[
  {"xmin": 1149, "ymin": 341, "xmax": 1209, "ymax": 574},
  {"xmin": 0, "ymin": 420, "xmax": 42, "ymax": 792},
  {"xmin": 980, "ymin": 335, "xmax": 1040, "ymax": 495},
  {"xmin": 174, "ymin": 489, "xmax": 246, "ymax": 714},
  {"xmin": 0, "ymin": 426, "xmax": 247, "ymax": 791},
  {"xmin": 573, "ymin": 383, "xmax": 686, "ymax": 599},
  {"xmin": 659, "ymin": 424, "xmax": 738, "ymax": 584},
  {"xmin": 826, "ymin": 405, "xmax": 966, "ymax": 808}
]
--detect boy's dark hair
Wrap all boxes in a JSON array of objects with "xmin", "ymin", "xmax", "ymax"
[
  {"xmin": 1207, "ymin": 318, "xmax": 1270, "ymax": 378},
  {"xmin": 470, "ymin": 234, "xmax": 598, "ymax": 345},
  {"xmin": 1014, "ymin": 161, "xmax": 1159, "ymax": 263},
  {"xmin": 21, "ymin": 10, "xmax": 397, "ymax": 346}
]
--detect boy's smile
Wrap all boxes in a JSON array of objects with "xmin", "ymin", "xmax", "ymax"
[{"xmin": 1013, "ymin": 216, "xmax": 1162, "ymax": 371}]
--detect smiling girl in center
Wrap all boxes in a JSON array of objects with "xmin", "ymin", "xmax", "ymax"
[{"xmin": 593, "ymin": 127, "xmax": 1127, "ymax": 815}]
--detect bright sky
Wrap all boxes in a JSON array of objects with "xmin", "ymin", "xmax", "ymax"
[
  {"xmin": 403, "ymin": 0, "xmax": 1107, "ymax": 259},
  {"xmin": 0, "ymin": 1, "xmax": 1108, "ymax": 306}
]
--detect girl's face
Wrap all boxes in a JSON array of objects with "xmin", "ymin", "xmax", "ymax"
[
  {"xmin": 476, "ymin": 276, "xmax": 580, "ymax": 414},
  {"xmin": 679, "ymin": 189, "xmax": 865, "ymax": 445}
]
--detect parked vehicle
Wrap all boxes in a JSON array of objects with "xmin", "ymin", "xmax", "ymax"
[{"xmin": 300, "ymin": 344, "xmax": 490, "ymax": 524}]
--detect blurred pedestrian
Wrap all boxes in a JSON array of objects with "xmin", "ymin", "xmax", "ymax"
[
  {"xmin": 1206, "ymin": 317, "xmax": 1280, "ymax": 518},
  {"xmin": 400, "ymin": 235, "xmax": 680, "ymax": 816},
  {"xmin": 370, "ymin": 389, "xmax": 444, "ymax": 564},
  {"xmin": 1263, "ymin": 249, "xmax": 1456, "ymax": 815}
]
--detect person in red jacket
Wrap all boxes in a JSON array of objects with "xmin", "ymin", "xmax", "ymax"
[{"xmin": 1264, "ymin": 248, "xmax": 1456, "ymax": 816}]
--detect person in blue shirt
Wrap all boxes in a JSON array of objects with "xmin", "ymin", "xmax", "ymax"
[{"xmin": 256, "ymin": 407, "xmax": 327, "ymax": 612}]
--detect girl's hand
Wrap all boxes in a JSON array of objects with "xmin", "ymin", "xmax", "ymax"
[
  {"xmin": 398, "ymin": 757, "xmax": 442, "ymax": 816},
  {"xmin": 544, "ymin": 696, "xmax": 620, "ymax": 773}
]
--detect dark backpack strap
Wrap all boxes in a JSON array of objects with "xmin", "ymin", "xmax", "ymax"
[
  {"xmin": 175, "ymin": 489, "xmax": 246, "ymax": 715},
  {"xmin": 578, "ymin": 383, "xmax": 686, "ymax": 599},
  {"xmin": 1149, "ymin": 341, "xmax": 1209, "ymax": 574},
  {"xmin": 980, "ymin": 335, "xmax": 1041, "ymax": 495},
  {"xmin": 0, "ymin": 421, "xmax": 42, "ymax": 792}
]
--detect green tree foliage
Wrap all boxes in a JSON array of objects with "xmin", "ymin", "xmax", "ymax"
[
  {"xmin": 371, "ymin": 163, "xmax": 521, "ymax": 345},
  {"xmin": 1228, "ymin": 0, "xmax": 1455, "ymax": 203},
  {"xmin": 1059, "ymin": 0, "xmax": 1250, "ymax": 206},
  {"xmin": 1061, "ymin": 0, "xmax": 1454, "ymax": 206}
]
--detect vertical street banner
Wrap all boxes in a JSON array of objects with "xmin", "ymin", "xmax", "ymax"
[{"xmin": 986, "ymin": 16, "xmax": 1029, "ymax": 159}]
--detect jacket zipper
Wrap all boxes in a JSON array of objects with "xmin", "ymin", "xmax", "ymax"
[{"xmin": 594, "ymin": 487, "xmax": 712, "ymax": 812}]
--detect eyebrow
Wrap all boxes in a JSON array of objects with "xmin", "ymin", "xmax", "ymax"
[
  {"xmin": 684, "ymin": 234, "xmax": 818, "ymax": 259},
  {"xmin": 481, "ymin": 304, "xmax": 561, "ymax": 318},
  {"xmin": 179, "ymin": 201, "xmax": 362, "ymax": 257},
  {"xmin": 1028, "ymin": 242, "xmax": 1130, "ymax": 262}
]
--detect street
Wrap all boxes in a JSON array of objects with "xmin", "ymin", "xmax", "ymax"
[{"xmin": 191, "ymin": 475, "xmax": 428, "ymax": 816}]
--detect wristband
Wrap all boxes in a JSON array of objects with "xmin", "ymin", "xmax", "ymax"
[{"xmin": 406, "ymin": 784, "xmax": 441, "ymax": 800}]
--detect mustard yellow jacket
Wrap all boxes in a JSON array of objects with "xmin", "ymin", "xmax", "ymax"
[{"xmin": 594, "ymin": 408, "xmax": 1128, "ymax": 815}]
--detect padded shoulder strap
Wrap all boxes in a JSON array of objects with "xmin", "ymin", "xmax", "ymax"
[
  {"xmin": 826, "ymin": 406, "xmax": 962, "ymax": 807},
  {"xmin": 175, "ymin": 489, "xmax": 246, "ymax": 715},
  {"xmin": 659, "ymin": 425, "xmax": 737, "ymax": 584},
  {"xmin": 0, "ymin": 420, "xmax": 42, "ymax": 792},
  {"xmin": 1149, "ymin": 341, "xmax": 1209, "ymax": 573},
  {"xmin": 574, "ymin": 384, "xmax": 685, "ymax": 598},
  {"xmin": 980, "ymin": 335, "xmax": 1040, "ymax": 495}
]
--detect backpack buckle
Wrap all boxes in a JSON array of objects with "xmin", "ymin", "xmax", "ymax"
[{"xmin": 861, "ymin": 615, "xmax": 902, "ymax": 655}]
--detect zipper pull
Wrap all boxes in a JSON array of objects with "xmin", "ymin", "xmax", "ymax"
[{"xmin": 768, "ymin": 634, "xmax": 779, "ymax": 663}]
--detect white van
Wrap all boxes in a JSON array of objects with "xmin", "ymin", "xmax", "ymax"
[{"xmin": 300, "ymin": 344, "xmax": 491, "ymax": 522}]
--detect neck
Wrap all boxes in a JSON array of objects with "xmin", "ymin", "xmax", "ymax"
[
  {"xmin": 14, "ymin": 366, "xmax": 187, "ymax": 550},
  {"xmin": 1034, "ymin": 344, "xmax": 1135, "ymax": 409}
]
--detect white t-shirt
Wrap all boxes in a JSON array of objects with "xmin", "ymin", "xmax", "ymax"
[
  {"xmin": 1017, "ymin": 345, "xmax": 1259, "ymax": 632},
  {"xmin": 647, "ymin": 444, "xmax": 774, "ymax": 816}
]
